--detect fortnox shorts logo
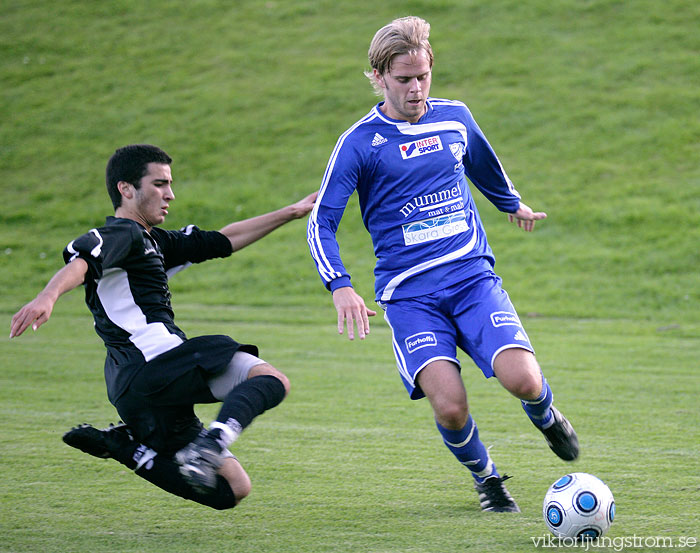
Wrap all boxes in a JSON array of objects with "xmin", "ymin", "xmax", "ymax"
[
  {"xmin": 405, "ymin": 331, "xmax": 437, "ymax": 353},
  {"xmin": 490, "ymin": 311, "xmax": 521, "ymax": 327}
]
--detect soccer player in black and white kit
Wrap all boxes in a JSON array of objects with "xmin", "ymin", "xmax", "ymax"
[{"xmin": 10, "ymin": 144, "xmax": 316, "ymax": 510}]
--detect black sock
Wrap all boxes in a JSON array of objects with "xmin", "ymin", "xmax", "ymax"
[
  {"xmin": 110, "ymin": 442, "xmax": 236, "ymax": 509},
  {"xmin": 134, "ymin": 453, "xmax": 237, "ymax": 510},
  {"xmin": 215, "ymin": 375, "xmax": 286, "ymax": 431}
]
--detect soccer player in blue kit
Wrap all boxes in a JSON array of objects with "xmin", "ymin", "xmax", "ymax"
[
  {"xmin": 11, "ymin": 144, "xmax": 316, "ymax": 510},
  {"xmin": 307, "ymin": 16, "xmax": 579, "ymax": 512}
]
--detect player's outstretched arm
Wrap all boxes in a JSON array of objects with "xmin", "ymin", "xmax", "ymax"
[
  {"xmin": 220, "ymin": 191, "xmax": 317, "ymax": 251},
  {"xmin": 332, "ymin": 286, "xmax": 377, "ymax": 341},
  {"xmin": 507, "ymin": 201, "xmax": 547, "ymax": 232},
  {"xmin": 9, "ymin": 258, "xmax": 88, "ymax": 338}
]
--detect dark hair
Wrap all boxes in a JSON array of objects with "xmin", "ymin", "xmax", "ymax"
[{"xmin": 105, "ymin": 144, "xmax": 172, "ymax": 209}]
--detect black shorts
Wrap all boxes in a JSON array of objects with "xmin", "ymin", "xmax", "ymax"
[{"xmin": 114, "ymin": 335, "xmax": 257, "ymax": 456}]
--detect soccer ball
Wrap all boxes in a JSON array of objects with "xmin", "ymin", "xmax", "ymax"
[{"xmin": 543, "ymin": 473, "xmax": 615, "ymax": 540}]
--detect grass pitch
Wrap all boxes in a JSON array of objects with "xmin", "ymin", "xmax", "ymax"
[
  {"xmin": 2, "ymin": 306, "xmax": 698, "ymax": 552},
  {"xmin": 1, "ymin": 0, "xmax": 699, "ymax": 551}
]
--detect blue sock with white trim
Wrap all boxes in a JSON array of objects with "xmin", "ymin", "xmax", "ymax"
[
  {"xmin": 436, "ymin": 415, "xmax": 498, "ymax": 483},
  {"xmin": 521, "ymin": 374, "xmax": 554, "ymax": 429}
]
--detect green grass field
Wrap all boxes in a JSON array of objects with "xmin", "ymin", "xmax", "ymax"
[{"xmin": 1, "ymin": 1, "xmax": 699, "ymax": 552}]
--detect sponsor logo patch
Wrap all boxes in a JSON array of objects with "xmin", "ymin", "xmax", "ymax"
[
  {"xmin": 405, "ymin": 331, "xmax": 437, "ymax": 353},
  {"xmin": 402, "ymin": 210, "xmax": 469, "ymax": 245},
  {"xmin": 399, "ymin": 135, "xmax": 443, "ymax": 159},
  {"xmin": 490, "ymin": 311, "xmax": 521, "ymax": 327}
]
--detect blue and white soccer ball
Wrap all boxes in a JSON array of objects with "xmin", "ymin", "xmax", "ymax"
[{"xmin": 543, "ymin": 473, "xmax": 615, "ymax": 540}]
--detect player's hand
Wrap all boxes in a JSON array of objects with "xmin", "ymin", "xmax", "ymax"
[
  {"xmin": 288, "ymin": 191, "xmax": 318, "ymax": 219},
  {"xmin": 508, "ymin": 202, "xmax": 547, "ymax": 232},
  {"xmin": 332, "ymin": 286, "xmax": 377, "ymax": 340},
  {"xmin": 9, "ymin": 258, "xmax": 86, "ymax": 339},
  {"xmin": 9, "ymin": 293, "xmax": 55, "ymax": 338}
]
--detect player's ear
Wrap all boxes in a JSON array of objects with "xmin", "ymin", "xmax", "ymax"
[
  {"xmin": 373, "ymin": 68, "xmax": 386, "ymax": 90},
  {"xmin": 117, "ymin": 181, "xmax": 134, "ymax": 200}
]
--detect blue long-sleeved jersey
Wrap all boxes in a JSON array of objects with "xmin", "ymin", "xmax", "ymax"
[{"xmin": 307, "ymin": 98, "xmax": 521, "ymax": 303}]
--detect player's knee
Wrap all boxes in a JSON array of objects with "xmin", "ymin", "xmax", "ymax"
[
  {"xmin": 250, "ymin": 363, "xmax": 291, "ymax": 397},
  {"xmin": 266, "ymin": 369, "xmax": 291, "ymax": 397},
  {"xmin": 207, "ymin": 473, "xmax": 250, "ymax": 510},
  {"xmin": 219, "ymin": 457, "xmax": 252, "ymax": 505},
  {"xmin": 434, "ymin": 400, "xmax": 469, "ymax": 429},
  {"xmin": 494, "ymin": 348, "xmax": 542, "ymax": 399},
  {"xmin": 232, "ymin": 477, "xmax": 252, "ymax": 503},
  {"xmin": 275, "ymin": 371, "xmax": 291, "ymax": 397},
  {"xmin": 509, "ymin": 372, "xmax": 542, "ymax": 400}
]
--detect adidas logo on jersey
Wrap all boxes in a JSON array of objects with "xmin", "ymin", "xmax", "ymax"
[
  {"xmin": 513, "ymin": 330, "xmax": 528, "ymax": 342},
  {"xmin": 371, "ymin": 133, "xmax": 388, "ymax": 147}
]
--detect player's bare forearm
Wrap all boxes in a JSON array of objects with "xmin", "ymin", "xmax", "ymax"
[
  {"xmin": 9, "ymin": 258, "xmax": 87, "ymax": 338},
  {"xmin": 220, "ymin": 191, "xmax": 317, "ymax": 251}
]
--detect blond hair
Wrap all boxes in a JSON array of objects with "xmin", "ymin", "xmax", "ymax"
[{"xmin": 364, "ymin": 16, "xmax": 434, "ymax": 95}]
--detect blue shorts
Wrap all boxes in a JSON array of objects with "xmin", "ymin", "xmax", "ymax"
[{"xmin": 383, "ymin": 274, "xmax": 534, "ymax": 399}]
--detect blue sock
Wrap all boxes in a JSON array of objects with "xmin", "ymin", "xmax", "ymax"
[
  {"xmin": 521, "ymin": 374, "xmax": 554, "ymax": 428},
  {"xmin": 436, "ymin": 415, "xmax": 498, "ymax": 483}
]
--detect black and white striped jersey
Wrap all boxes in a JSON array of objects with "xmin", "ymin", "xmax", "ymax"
[{"xmin": 63, "ymin": 216, "xmax": 233, "ymax": 402}]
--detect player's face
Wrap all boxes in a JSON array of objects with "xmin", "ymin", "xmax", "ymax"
[
  {"xmin": 132, "ymin": 162, "xmax": 174, "ymax": 229},
  {"xmin": 376, "ymin": 50, "xmax": 432, "ymax": 123}
]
